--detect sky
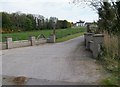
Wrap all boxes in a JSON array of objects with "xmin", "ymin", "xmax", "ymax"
[{"xmin": 0, "ymin": 0, "xmax": 98, "ymax": 23}]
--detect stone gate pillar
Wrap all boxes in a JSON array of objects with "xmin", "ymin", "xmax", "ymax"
[
  {"xmin": 84, "ymin": 33, "xmax": 94, "ymax": 50},
  {"xmin": 92, "ymin": 34, "xmax": 104, "ymax": 58},
  {"xmin": 29, "ymin": 36, "xmax": 36, "ymax": 46},
  {"xmin": 6, "ymin": 37, "xmax": 13, "ymax": 49}
]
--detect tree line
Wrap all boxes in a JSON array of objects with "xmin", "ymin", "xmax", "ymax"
[{"xmin": 1, "ymin": 12, "xmax": 72, "ymax": 33}]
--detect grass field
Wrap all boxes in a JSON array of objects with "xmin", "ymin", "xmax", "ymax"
[{"xmin": 1, "ymin": 27, "xmax": 86, "ymax": 42}]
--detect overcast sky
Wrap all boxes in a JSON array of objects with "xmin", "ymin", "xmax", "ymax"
[{"xmin": 0, "ymin": 0, "xmax": 98, "ymax": 23}]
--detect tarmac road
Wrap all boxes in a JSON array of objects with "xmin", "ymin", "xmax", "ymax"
[{"xmin": 2, "ymin": 36, "xmax": 106, "ymax": 85}]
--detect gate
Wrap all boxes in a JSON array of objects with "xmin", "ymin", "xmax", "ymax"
[{"xmin": 36, "ymin": 34, "xmax": 47, "ymax": 45}]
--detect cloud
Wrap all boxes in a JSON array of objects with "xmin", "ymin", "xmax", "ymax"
[
  {"xmin": 0, "ymin": 0, "xmax": 98, "ymax": 22},
  {"xmin": 0, "ymin": 0, "xmax": 69, "ymax": 2}
]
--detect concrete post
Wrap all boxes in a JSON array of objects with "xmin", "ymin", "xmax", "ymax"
[
  {"xmin": 6, "ymin": 37, "xmax": 13, "ymax": 49},
  {"xmin": 92, "ymin": 34, "xmax": 104, "ymax": 58},
  {"xmin": 47, "ymin": 35, "xmax": 56, "ymax": 43},
  {"xmin": 89, "ymin": 41, "xmax": 94, "ymax": 52},
  {"xmin": 84, "ymin": 33, "xmax": 87, "ymax": 46},
  {"xmin": 85, "ymin": 33, "xmax": 94, "ymax": 50},
  {"xmin": 29, "ymin": 36, "xmax": 36, "ymax": 46},
  {"xmin": 52, "ymin": 35, "xmax": 56, "ymax": 43}
]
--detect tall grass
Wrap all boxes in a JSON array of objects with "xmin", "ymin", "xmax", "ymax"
[
  {"xmin": 104, "ymin": 32, "xmax": 118, "ymax": 59},
  {"xmin": 103, "ymin": 32, "xmax": 119, "ymax": 71},
  {"xmin": 100, "ymin": 31, "xmax": 119, "ymax": 86}
]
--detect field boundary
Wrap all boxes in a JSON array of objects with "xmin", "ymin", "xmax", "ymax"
[{"xmin": 0, "ymin": 36, "xmax": 46, "ymax": 50}]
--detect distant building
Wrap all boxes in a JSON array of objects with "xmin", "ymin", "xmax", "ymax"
[
  {"xmin": 75, "ymin": 20, "xmax": 85, "ymax": 27},
  {"xmin": 73, "ymin": 20, "xmax": 85, "ymax": 27}
]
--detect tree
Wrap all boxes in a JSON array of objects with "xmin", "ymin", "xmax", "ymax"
[
  {"xmin": 56, "ymin": 20, "xmax": 71, "ymax": 29},
  {"xmin": 27, "ymin": 14, "xmax": 36, "ymax": 30},
  {"xmin": 72, "ymin": 0, "xmax": 120, "ymax": 34},
  {"xmin": 23, "ymin": 18, "xmax": 33, "ymax": 31},
  {"xmin": 2, "ymin": 12, "xmax": 12, "ymax": 28},
  {"xmin": 49, "ymin": 17, "xmax": 58, "ymax": 29},
  {"xmin": 1, "ymin": 11, "xmax": 73, "ymax": 32}
]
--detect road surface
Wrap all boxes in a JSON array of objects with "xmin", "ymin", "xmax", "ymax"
[{"xmin": 2, "ymin": 36, "xmax": 106, "ymax": 85}]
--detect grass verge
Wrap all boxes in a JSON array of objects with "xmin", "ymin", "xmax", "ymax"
[
  {"xmin": 100, "ymin": 75, "xmax": 119, "ymax": 86},
  {"xmin": 98, "ymin": 32, "xmax": 119, "ymax": 86},
  {"xmin": 56, "ymin": 32, "xmax": 84, "ymax": 42}
]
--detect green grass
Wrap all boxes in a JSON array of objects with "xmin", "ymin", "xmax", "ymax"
[
  {"xmin": 56, "ymin": 32, "xmax": 84, "ymax": 42},
  {"xmin": 100, "ymin": 75, "xmax": 119, "ymax": 87},
  {"xmin": 1, "ymin": 30, "xmax": 52, "ymax": 42},
  {"xmin": 1, "ymin": 27, "xmax": 85, "ymax": 42}
]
